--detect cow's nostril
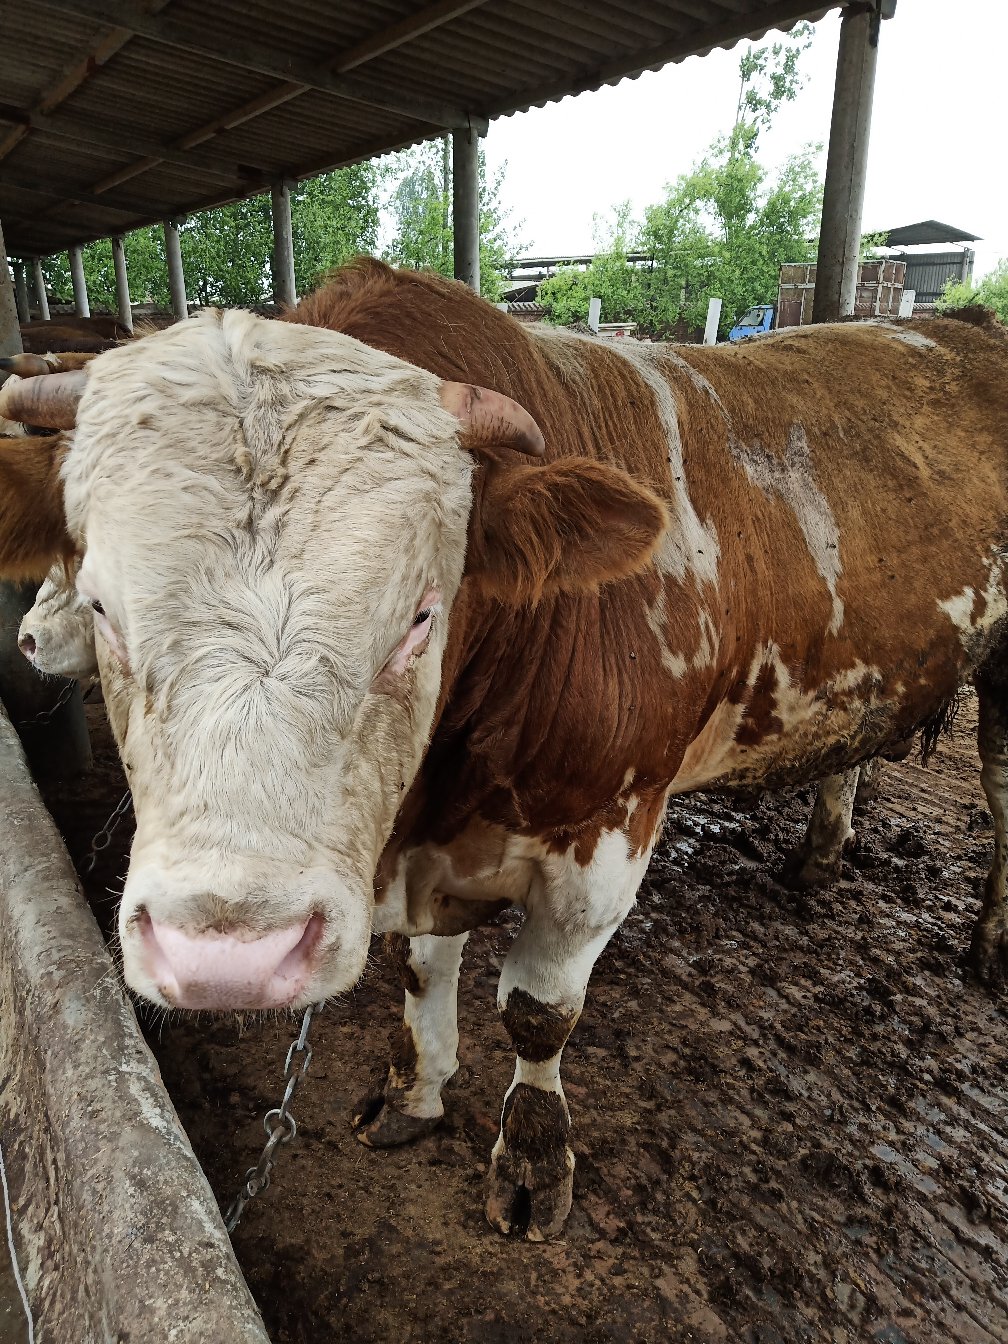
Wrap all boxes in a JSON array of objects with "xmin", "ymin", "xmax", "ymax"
[{"xmin": 18, "ymin": 633, "xmax": 36, "ymax": 658}]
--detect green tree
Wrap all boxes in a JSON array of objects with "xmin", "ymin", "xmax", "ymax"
[
  {"xmin": 538, "ymin": 23, "xmax": 822, "ymax": 338},
  {"xmin": 383, "ymin": 139, "xmax": 523, "ymax": 300},
  {"xmin": 936, "ymin": 258, "xmax": 1008, "ymax": 325}
]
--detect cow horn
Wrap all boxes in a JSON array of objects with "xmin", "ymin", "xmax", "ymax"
[
  {"xmin": 0, "ymin": 370, "xmax": 87, "ymax": 430},
  {"xmin": 439, "ymin": 380, "xmax": 545, "ymax": 457},
  {"xmin": 0, "ymin": 353, "xmax": 59, "ymax": 378}
]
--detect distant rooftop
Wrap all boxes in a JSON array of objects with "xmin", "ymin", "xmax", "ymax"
[{"xmin": 882, "ymin": 220, "xmax": 981, "ymax": 247}]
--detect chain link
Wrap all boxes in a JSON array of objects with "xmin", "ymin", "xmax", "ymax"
[
  {"xmin": 84, "ymin": 789, "xmax": 133, "ymax": 874},
  {"xmin": 224, "ymin": 998, "xmax": 325, "ymax": 1233},
  {"xmin": 16, "ymin": 678, "xmax": 77, "ymax": 728}
]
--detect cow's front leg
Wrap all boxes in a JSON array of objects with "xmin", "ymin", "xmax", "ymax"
[
  {"xmin": 353, "ymin": 931, "xmax": 467, "ymax": 1146},
  {"xmin": 784, "ymin": 767, "xmax": 858, "ymax": 887},
  {"xmin": 970, "ymin": 670, "xmax": 1008, "ymax": 988},
  {"xmin": 486, "ymin": 871, "xmax": 640, "ymax": 1241}
]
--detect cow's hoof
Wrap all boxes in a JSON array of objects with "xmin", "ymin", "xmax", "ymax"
[
  {"xmin": 781, "ymin": 846, "xmax": 841, "ymax": 890},
  {"xmin": 351, "ymin": 1094, "xmax": 443, "ymax": 1148},
  {"xmin": 485, "ymin": 1147, "xmax": 575, "ymax": 1242},
  {"xmin": 967, "ymin": 916, "xmax": 1008, "ymax": 992}
]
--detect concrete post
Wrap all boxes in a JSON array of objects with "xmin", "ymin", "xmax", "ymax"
[
  {"xmin": 703, "ymin": 297, "xmax": 723, "ymax": 345},
  {"xmin": 812, "ymin": 4, "xmax": 886, "ymax": 322},
  {"xmin": 111, "ymin": 236, "xmax": 133, "ymax": 333},
  {"xmin": 69, "ymin": 245, "xmax": 90, "ymax": 317},
  {"xmin": 31, "ymin": 259, "xmax": 50, "ymax": 321},
  {"xmin": 12, "ymin": 263, "xmax": 29, "ymax": 324},
  {"xmin": 164, "ymin": 219, "xmax": 188, "ymax": 320},
  {"xmin": 0, "ymin": 218, "xmax": 90, "ymax": 775},
  {"xmin": 452, "ymin": 125, "xmax": 480, "ymax": 294},
  {"xmin": 270, "ymin": 181, "xmax": 297, "ymax": 308}
]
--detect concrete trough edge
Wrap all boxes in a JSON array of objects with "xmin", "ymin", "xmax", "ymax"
[{"xmin": 0, "ymin": 704, "xmax": 271, "ymax": 1344}]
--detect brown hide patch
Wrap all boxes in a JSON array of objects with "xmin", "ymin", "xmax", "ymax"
[
  {"xmin": 385, "ymin": 932, "xmax": 421, "ymax": 996},
  {"xmin": 289, "ymin": 266, "xmax": 1008, "ymax": 872},
  {"xmin": 388, "ymin": 1023, "xmax": 418, "ymax": 1092},
  {"xmin": 501, "ymin": 989, "xmax": 578, "ymax": 1062},
  {"xmin": 735, "ymin": 656, "xmax": 784, "ymax": 746},
  {"xmin": 0, "ymin": 433, "xmax": 74, "ymax": 581},
  {"xmin": 501, "ymin": 1084, "xmax": 571, "ymax": 1166}
]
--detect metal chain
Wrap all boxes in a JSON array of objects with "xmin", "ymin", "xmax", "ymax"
[
  {"xmin": 224, "ymin": 998, "xmax": 326, "ymax": 1233},
  {"xmin": 84, "ymin": 789, "xmax": 133, "ymax": 874},
  {"xmin": 16, "ymin": 678, "xmax": 76, "ymax": 727}
]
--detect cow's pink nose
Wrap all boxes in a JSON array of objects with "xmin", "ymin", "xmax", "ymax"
[
  {"xmin": 18, "ymin": 633, "xmax": 36, "ymax": 658},
  {"xmin": 139, "ymin": 912, "xmax": 323, "ymax": 1009}
]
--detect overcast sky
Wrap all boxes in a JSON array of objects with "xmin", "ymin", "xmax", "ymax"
[{"xmin": 483, "ymin": 0, "xmax": 1006, "ymax": 279}]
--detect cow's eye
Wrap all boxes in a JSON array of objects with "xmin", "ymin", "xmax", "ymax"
[
  {"xmin": 413, "ymin": 608, "xmax": 432, "ymax": 626},
  {"xmin": 91, "ymin": 599, "xmax": 105, "ymax": 616}
]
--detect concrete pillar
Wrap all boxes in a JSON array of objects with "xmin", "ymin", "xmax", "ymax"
[
  {"xmin": 452, "ymin": 126, "xmax": 480, "ymax": 294},
  {"xmin": 0, "ymin": 235, "xmax": 20, "ymax": 358},
  {"xmin": 69, "ymin": 245, "xmax": 90, "ymax": 317},
  {"xmin": 31, "ymin": 259, "xmax": 50, "ymax": 321},
  {"xmin": 270, "ymin": 181, "xmax": 297, "ymax": 308},
  {"xmin": 111, "ymin": 236, "xmax": 133, "ymax": 333},
  {"xmin": 12, "ymin": 263, "xmax": 29, "ymax": 324},
  {"xmin": 164, "ymin": 219, "xmax": 188, "ymax": 320},
  {"xmin": 812, "ymin": 4, "xmax": 888, "ymax": 322},
  {"xmin": 0, "ymin": 218, "xmax": 90, "ymax": 775}
]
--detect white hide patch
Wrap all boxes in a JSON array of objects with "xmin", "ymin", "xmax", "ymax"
[
  {"xmin": 671, "ymin": 646, "xmax": 885, "ymax": 792},
  {"xmin": 863, "ymin": 321, "xmax": 936, "ymax": 350},
  {"xmin": 731, "ymin": 423, "xmax": 845, "ymax": 635},
  {"xmin": 609, "ymin": 342, "xmax": 721, "ymax": 590},
  {"xmin": 938, "ymin": 557, "xmax": 1008, "ymax": 652}
]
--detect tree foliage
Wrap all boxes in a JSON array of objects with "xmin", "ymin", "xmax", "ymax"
[
  {"xmin": 538, "ymin": 24, "xmax": 823, "ymax": 339},
  {"xmin": 382, "ymin": 138, "xmax": 523, "ymax": 300},
  {"xmin": 936, "ymin": 259, "xmax": 1008, "ymax": 325}
]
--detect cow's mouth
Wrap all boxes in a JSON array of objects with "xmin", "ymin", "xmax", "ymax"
[{"xmin": 136, "ymin": 909, "xmax": 325, "ymax": 1010}]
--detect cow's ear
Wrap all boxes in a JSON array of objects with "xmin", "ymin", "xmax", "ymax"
[
  {"xmin": 0, "ymin": 434, "xmax": 74, "ymax": 581},
  {"xmin": 465, "ymin": 457, "xmax": 668, "ymax": 604}
]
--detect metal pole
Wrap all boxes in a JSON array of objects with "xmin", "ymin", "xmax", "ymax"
[
  {"xmin": 452, "ymin": 124, "xmax": 480, "ymax": 294},
  {"xmin": 270, "ymin": 181, "xmax": 297, "ymax": 308},
  {"xmin": 0, "ymin": 218, "xmax": 90, "ymax": 775},
  {"xmin": 164, "ymin": 218, "xmax": 188, "ymax": 320},
  {"xmin": 69, "ymin": 245, "xmax": 90, "ymax": 317},
  {"xmin": 812, "ymin": 4, "xmax": 889, "ymax": 323},
  {"xmin": 111, "ymin": 236, "xmax": 133, "ymax": 332},
  {"xmin": 31, "ymin": 259, "xmax": 50, "ymax": 321},
  {"xmin": 12, "ymin": 263, "xmax": 29, "ymax": 324}
]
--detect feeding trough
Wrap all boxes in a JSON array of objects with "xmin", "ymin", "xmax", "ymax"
[{"xmin": 0, "ymin": 702, "xmax": 270, "ymax": 1343}]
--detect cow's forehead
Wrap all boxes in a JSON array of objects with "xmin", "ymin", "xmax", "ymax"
[
  {"xmin": 63, "ymin": 309, "xmax": 475, "ymax": 664},
  {"xmin": 62, "ymin": 310, "xmax": 469, "ymax": 542}
]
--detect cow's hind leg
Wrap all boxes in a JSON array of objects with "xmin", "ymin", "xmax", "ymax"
[
  {"xmin": 486, "ymin": 839, "xmax": 651, "ymax": 1242},
  {"xmin": 783, "ymin": 768, "xmax": 859, "ymax": 888},
  {"xmin": 353, "ymin": 931, "xmax": 468, "ymax": 1146},
  {"xmin": 970, "ymin": 667, "xmax": 1008, "ymax": 988}
]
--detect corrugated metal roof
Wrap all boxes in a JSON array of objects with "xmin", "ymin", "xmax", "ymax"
[
  {"xmin": 0, "ymin": 0, "xmax": 838, "ymax": 259},
  {"xmin": 882, "ymin": 220, "xmax": 981, "ymax": 247}
]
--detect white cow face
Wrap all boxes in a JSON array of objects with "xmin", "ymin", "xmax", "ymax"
[
  {"xmin": 63, "ymin": 312, "xmax": 476, "ymax": 1011},
  {"xmin": 19, "ymin": 561, "xmax": 98, "ymax": 679}
]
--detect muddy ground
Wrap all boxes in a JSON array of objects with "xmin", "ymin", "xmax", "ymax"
[{"xmin": 41, "ymin": 695, "xmax": 1008, "ymax": 1344}]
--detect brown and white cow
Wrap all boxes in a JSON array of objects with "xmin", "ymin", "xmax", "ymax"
[{"xmin": 1, "ymin": 261, "xmax": 1006, "ymax": 1241}]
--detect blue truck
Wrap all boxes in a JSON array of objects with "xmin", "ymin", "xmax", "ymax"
[{"xmin": 727, "ymin": 304, "xmax": 774, "ymax": 342}]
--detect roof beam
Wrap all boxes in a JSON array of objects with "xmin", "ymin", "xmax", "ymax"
[
  {"xmin": 0, "ymin": 107, "xmax": 268, "ymax": 189},
  {"xmin": 0, "ymin": 0, "xmax": 175, "ymax": 163},
  {"xmin": 0, "ymin": 165, "xmax": 185, "ymax": 220},
  {"xmin": 35, "ymin": 0, "xmax": 481, "ymax": 128},
  {"xmin": 333, "ymin": 0, "xmax": 490, "ymax": 72},
  {"xmin": 0, "ymin": 25, "xmax": 132, "ymax": 162}
]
